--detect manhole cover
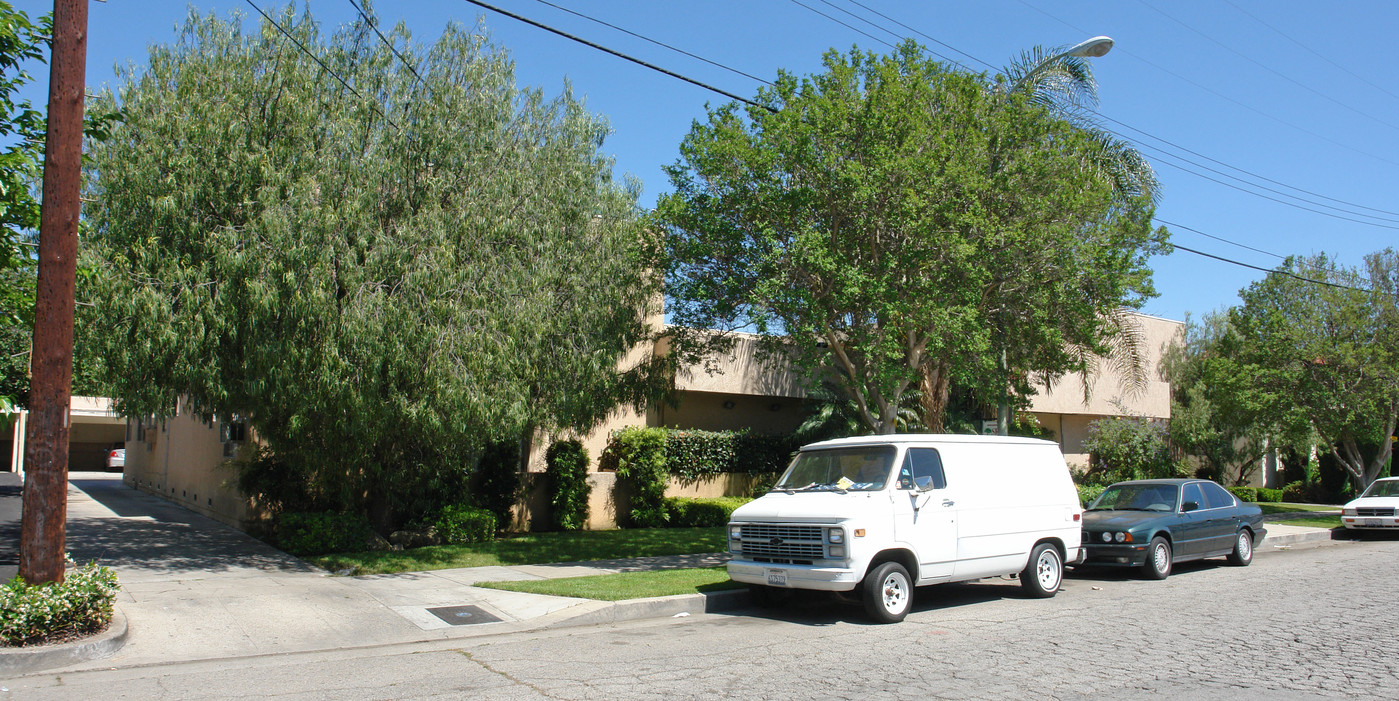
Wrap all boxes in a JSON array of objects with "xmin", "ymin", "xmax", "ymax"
[{"xmin": 426, "ymin": 605, "xmax": 502, "ymax": 626}]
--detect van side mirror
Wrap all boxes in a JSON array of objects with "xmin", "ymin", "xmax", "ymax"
[
  {"xmin": 914, "ymin": 476, "xmax": 935, "ymax": 491},
  {"xmin": 1181, "ymin": 501, "xmax": 1199, "ymax": 513}
]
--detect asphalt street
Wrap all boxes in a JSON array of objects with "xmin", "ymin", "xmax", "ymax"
[
  {"xmin": 3, "ymin": 534, "xmax": 1391, "ymax": 700},
  {"xmin": 0, "ymin": 471, "xmax": 20, "ymax": 583}
]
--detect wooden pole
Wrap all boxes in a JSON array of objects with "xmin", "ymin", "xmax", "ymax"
[{"xmin": 19, "ymin": 0, "xmax": 88, "ymax": 585}]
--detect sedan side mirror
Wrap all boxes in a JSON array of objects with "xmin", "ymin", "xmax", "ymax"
[{"xmin": 1181, "ymin": 501, "xmax": 1199, "ymax": 513}]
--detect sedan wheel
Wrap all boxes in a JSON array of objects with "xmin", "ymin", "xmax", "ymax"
[
  {"xmin": 1142, "ymin": 536, "xmax": 1172, "ymax": 580},
  {"xmin": 1227, "ymin": 529, "xmax": 1254, "ymax": 566}
]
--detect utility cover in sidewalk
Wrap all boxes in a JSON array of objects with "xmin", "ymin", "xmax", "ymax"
[{"xmin": 427, "ymin": 605, "xmax": 501, "ymax": 626}]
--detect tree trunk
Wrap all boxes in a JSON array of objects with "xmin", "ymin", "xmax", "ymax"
[{"xmin": 919, "ymin": 359, "xmax": 950, "ymax": 433}]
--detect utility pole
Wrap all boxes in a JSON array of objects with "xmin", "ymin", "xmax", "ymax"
[{"xmin": 19, "ymin": 0, "xmax": 88, "ymax": 585}]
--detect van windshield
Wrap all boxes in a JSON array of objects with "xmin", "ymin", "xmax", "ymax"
[{"xmin": 773, "ymin": 446, "xmax": 895, "ymax": 492}]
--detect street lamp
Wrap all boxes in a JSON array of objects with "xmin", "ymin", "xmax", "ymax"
[{"xmin": 1066, "ymin": 36, "xmax": 1114, "ymax": 59}]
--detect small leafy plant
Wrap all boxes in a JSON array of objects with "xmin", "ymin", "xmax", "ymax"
[
  {"xmin": 434, "ymin": 504, "xmax": 497, "ymax": 544},
  {"xmin": 1, "ymin": 558, "xmax": 120, "ymax": 647},
  {"xmin": 275, "ymin": 512, "xmax": 374, "ymax": 556}
]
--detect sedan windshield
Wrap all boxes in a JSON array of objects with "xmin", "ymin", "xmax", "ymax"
[
  {"xmin": 1089, "ymin": 484, "xmax": 1180, "ymax": 512},
  {"xmin": 773, "ymin": 446, "xmax": 896, "ymax": 492},
  {"xmin": 1361, "ymin": 480, "xmax": 1399, "ymax": 498}
]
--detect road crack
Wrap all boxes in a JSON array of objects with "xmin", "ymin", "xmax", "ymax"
[{"xmin": 457, "ymin": 650, "xmax": 566, "ymax": 699}]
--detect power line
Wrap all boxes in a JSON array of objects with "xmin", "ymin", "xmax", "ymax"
[
  {"xmin": 838, "ymin": 0, "xmax": 997, "ymax": 72},
  {"xmin": 1159, "ymin": 219, "xmax": 1372, "ymax": 292},
  {"xmin": 347, "ymin": 0, "xmax": 427, "ymax": 88},
  {"xmin": 244, "ymin": 0, "xmax": 401, "ymax": 130},
  {"xmin": 1221, "ymin": 0, "xmax": 1399, "ymax": 105},
  {"xmin": 806, "ymin": 0, "xmax": 965, "ymax": 70},
  {"xmin": 527, "ymin": 0, "xmax": 772, "ymax": 86},
  {"xmin": 1136, "ymin": 0, "xmax": 1399, "ymax": 135},
  {"xmin": 460, "ymin": 0, "xmax": 774, "ymax": 113}
]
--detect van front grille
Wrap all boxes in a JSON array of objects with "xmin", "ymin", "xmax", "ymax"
[{"xmin": 738, "ymin": 524, "xmax": 826, "ymax": 560}]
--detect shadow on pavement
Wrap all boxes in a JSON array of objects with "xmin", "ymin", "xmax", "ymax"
[
  {"xmin": 740, "ymin": 579, "xmax": 1026, "ymax": 627},
  {"xmin": 65, "ymin": 474, "xmax": 318, "ymax": 577}
]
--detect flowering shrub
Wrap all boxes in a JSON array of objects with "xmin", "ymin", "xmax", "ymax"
[{"xmin": 1, "ymin": 558, "xmax": 120, "ymax": 647}]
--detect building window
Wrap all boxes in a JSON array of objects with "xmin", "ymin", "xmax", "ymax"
[{"xmin": 220, "ymin": 417, "xmax": 248, "ymax": 458}]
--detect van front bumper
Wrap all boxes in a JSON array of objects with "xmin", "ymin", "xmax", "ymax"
[{"xmin": 727, "ymin": 561, "xmax": 862, "ymax": 592}]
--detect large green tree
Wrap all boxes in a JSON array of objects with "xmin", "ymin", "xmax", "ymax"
[
  {"xmin": 658, "ymin": 42, "xmax": 1165, "ymax": 434},
  {"xmin": 1228, "ymin": 251, "xmax": 1398, "ymax": 490},
  {"xmin": 84, "ymin": 6, "xmax": 661, "ymax": 528}
]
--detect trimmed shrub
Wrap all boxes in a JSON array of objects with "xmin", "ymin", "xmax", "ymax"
[
  {"xmin": 1, "ymin": 559, "xmax": 120, "ymax": 647},
  {"xmin": 474, "ymin": 440, "xmax": 520, "ymax": 531},
  {"xmin": 1077, "ymin": 483, "xmax": 1106, "ymax": 508},
  {"xmin": 275, "ymin": 511, "xmax": 375, "ymax": 556},
  {"xmin": 665, "ymin": 496, "xmax": 752, "ymax": 527},
  {"xmin": 606, "ymin": 427, "xmax": 670, "ymax": 527},
  {"xmin": 546, "ymin": 440, "xmax": 591, "ymax": 531},
  {"xmin": 434, "ymin": 504, "xmax": 497, "ymax": 544},
  {"xmin": 1227, "ymin": 486, "xmax": 1258, "ymax": 503},
  {"xmin": 1256, "ymin": 487, "xmax": 1283, "ymax": 503},
  {"xmin": 665, "ymin": 429, "xmax": 739, "ymax": 481},
  {"xmin": 734, "ymin": 433, "xmax": 801, "ymax": 475}
]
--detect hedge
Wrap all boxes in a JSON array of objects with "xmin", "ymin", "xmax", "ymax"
[
  {"xmin": 664, "ymin": 496, "xmax": 752, "ymax": 527},
  {"xmin": 546, "ymin": 440, "xmax": 591, "ymax": 531},
  {"xmin": 1256, "ymin": 487, "xmax": 1283, "ymax": 503},
  {"xmin": 1227, "ymin": 486, "xmax": 1258, "ymax": 503},
  {"xmin": 663, "ymin": 429, "xmax": 799, "ymax": 481},
  {"xmin": 434, "ymin": 504, "xmax": 497, "ymax": 544}
]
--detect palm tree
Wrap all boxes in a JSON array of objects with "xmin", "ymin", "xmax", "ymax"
[{"xmin": 962, "ymin": 40, "xmax": 1163, "ymax": 434}]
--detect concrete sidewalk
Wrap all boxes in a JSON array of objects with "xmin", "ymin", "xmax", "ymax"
[
  {"xmin": 5, "ymin": 474, "xmax": 742, "ymax": 675},
  {"xmin": 3, "ymin": 474, "xmax": 1342, "ymax": 676}
]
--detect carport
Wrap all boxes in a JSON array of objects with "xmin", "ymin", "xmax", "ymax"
[{"xmin": 3, "ymin": 396, "xmax": 126, "ymax": 475}]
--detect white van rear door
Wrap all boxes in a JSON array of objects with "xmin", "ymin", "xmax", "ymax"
[{"xmin": 893, "ymin": 447, "xmax": 957, "ymax": 582}]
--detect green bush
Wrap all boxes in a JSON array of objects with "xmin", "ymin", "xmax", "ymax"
[
  {"xmin": 1077, "ymin": 483, "xmax": 1106, "ymax": 508},
  {"xmin": 434, "ymin": 504, "xmax": 497, "ymax": 544},
  {"xmin": 1256, "ymin": 487, "xmax": 1283, "ymax": 503},
  {"xmin": 665, "ymin": 496, "xmax": 752, "ymax": 527},
  {"xmin": 546, "ymin": 440, "xmax": 591, "ymax": 531},
  {"xmin": 1081, "ymin": 417, "xmax": 1184, "ymax": 483},
  {"xmin": 734, "ymin": 433, "xmax": 801, "ymax": 475},
  {"xmin": 474, "ymin": 440, "xmax": 520, "ymax": 531},
  {"xmin": 275, "ymin": 511, "xmax": 375, "ymax": 556},
  {"xmin": 1227, "ymin": 486, "xmax": 1258, "ymax": 503},
  {"xmin": 1282, "ymin": 480, "xmax": 1307, "ymax": 502},
  {"xmin": 2, "ymin": 559, "xmax": 120, "ymax": 647},
  {"xmin": 605, "ymin": 427, "xmax": 670, "ymax": 527}
]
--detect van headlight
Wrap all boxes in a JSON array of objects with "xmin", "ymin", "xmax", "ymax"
[
  {"xmin": 729, "ymin": 525, "xmax": 742, "ymax": 539},
  {"xmin": 828, "ymin": 527, "xmax": 844, "ymax": 544}
]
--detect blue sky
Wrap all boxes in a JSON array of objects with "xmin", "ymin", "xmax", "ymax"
[{"xmin": 16, "ymin": 0, "xmax": 1398, "ymax": 323}]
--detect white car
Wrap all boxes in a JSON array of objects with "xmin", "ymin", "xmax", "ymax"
[
  {"xmin": 106, "ymin": 448, "xmax": 126, "ymax": 471},
  {"xmin": 1341, "ymin": 477, "xmax": 1399, "ymax": 531}
]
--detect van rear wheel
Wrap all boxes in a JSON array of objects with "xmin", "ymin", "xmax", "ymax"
[
  {"xmin": 862, "ymin": 562, "xmax": 913, "ymax": 623},
  {"xmin": 1020, "ymin": 543, "xmax": 1063, "ymax": 598}
]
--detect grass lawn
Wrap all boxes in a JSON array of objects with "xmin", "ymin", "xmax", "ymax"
[
  {"xmin": 1278, "ymin": 516, "xmax": 1342, "ymax": 529},
  {"xmin": 1256, "ymin": 502, "xmax": 1339, "ymax": 515},
  {"xmin": 475, "ymin": 567, "xmax": 742, "ymax": 600},
  {"xmin": 310, "ymin": 526, "xmax": 726, "ymax": 575}
]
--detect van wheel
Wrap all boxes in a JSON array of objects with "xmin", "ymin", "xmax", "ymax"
[
  {"xmin": 1142, "ymin": 537, "xmax": 1172, "ymax": 580},
  {"xmin": 1020, "ymin": 543, "xmax": 1063, "ymax": 598},
  {"xmin": 862, "ymin": 562, "xmax": 913, "ymax": 623},
  {"xmin": 1226, "ymin": 529, "xmax": 1254, "ymax": 566},
  {"xmin": 747, "ymin": 584, "xmax": 791, "ymax": 609}
]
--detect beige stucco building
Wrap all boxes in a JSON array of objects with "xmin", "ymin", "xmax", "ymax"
[{"xmin": 114, "ymin": 312, "xmax": 1184, "ymax": 531}]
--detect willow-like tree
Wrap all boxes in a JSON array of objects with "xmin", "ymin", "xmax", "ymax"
[
  {"xmin": 658, "ymin": 42, "xmax": 1165, "ymax": 434},
  {"xmin": 83, "ymin": 6, "xmax": 661, "ymax": 527}
]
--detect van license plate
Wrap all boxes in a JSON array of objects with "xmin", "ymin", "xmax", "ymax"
[
  {"xmin": 766, "ymin": 569, "xmax": 787, "ymax": 586},
  {"xmin": 1365, "ymin": 518, "xmax": 1381, "ymax": 527}
]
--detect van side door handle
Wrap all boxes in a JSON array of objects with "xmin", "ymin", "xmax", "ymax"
[{"xmin": 942, "ymin": 499, "xmax": 955, "ymax": 507}]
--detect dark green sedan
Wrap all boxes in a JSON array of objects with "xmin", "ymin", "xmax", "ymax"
[{"xmin": 1079, "ymin": 479, "xmax": 1267, "ymax": 579}]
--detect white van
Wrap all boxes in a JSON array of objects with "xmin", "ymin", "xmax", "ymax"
[{"xmin": 726, "ymin": 434, "xmax": 1084, "ymax": 622}]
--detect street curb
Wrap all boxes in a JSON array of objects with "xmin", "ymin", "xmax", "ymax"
[
  {"xmin": 0, "ymin": 607, "xmax": 128, "ymax": 678},
  {"xmin": 1260, "ymin": 528, "xmax": 1340, "ymax": 548},
  {"xmin": 547, "ymin": 588, "xmax": 749, "ymax": 629}
]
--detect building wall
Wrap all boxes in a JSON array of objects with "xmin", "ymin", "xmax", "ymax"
[{"xmin": 123, "ymin": 409, "xmax": 256, "ymax": 529}]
